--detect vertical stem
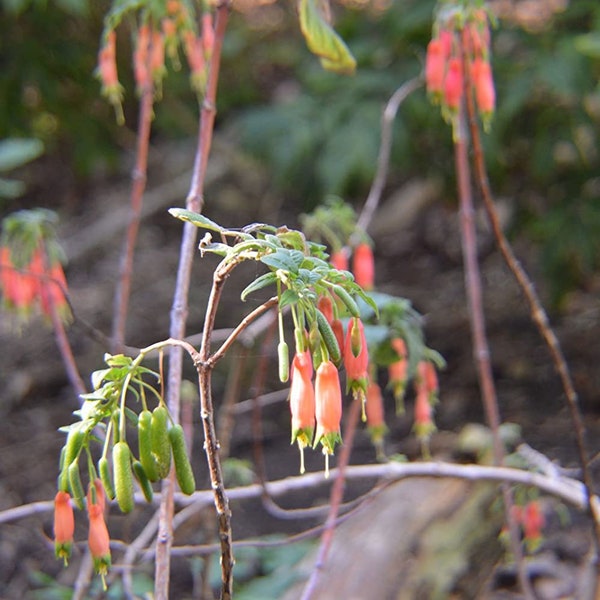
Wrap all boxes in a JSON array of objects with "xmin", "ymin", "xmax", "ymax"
[
  {"xmin": 154, "ymin": 5, "xmax": 231, "ymax": 598},
  {"xmin": 454, "ymin": 107, "xmax": 534, "ymax": 599},
  {"xmin": 111, "ymin": 65, "xmax": 154, "ymax": 353}
]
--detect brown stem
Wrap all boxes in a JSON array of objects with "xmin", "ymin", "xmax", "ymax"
[
  {"xmin": 300, "ymin": 396, "xmax": 361, "ymax": 600},
  {"xmin": 111, "ymin": 59, "xmax": 154, "ymax": 353},
  {"xmin": 464, "ymin": 52, "xmax": 600, "ymax": 564},
  {"xmin": 154, "ymin": 3, "xmax": 231, "ymax": 598},
  {"xmin": 454, "ymin": 97, "xmax": 534, "ymax": 597}
]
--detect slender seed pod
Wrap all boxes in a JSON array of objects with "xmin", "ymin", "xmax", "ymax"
[
  {"xmin": 169, "ymin": 424, "xmax": 196, "ymax": 495},
  {"xmin": 63, "ymin": 428, "xmax": 86, "ymax": 469},
  {"xmin": 315, "ymin": 308, "xmax": 341, "ymax": 365},
  {"xmin": 98, "ymin": 457, "xmax": 116, "ymax": 500},
  {"xmin": 138, "ymin": 410, "xmax": 159, "ymax": 482},
  {"xmin": 67, "ymin": 461, "xmax": 85, "ymax": 510},
  {"xmin": 132, "ymin": 461, "xmax": 154, "ymax": 503},
  {"xmin": 331, "ymin": 285, "xmax": 360, "ymax": 318},
  {"xmin": 278, "ymin": 341, "xmax": 290, "ymax": 383},
  {"xmin": 113, "ymin": 441, "xmax": 135, "ymax": 513},
  {"xmin": 151, "ymin": 406, "xmax": 171, "ymax": 478}
]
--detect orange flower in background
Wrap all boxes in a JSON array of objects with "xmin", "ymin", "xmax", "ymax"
[
  {"xmin": 352, "ymin": 242, "xmax": 375, "ymax": 290},
  {"xmin": 0, "ymin": 246, "xmax": 36, "ymax": 311},
  {"xmin": 523, "ymin": 500, "xmax": 545, "ymax": 550},
  {"xmin": 413, "ymin": 360, "xmax": 438, "ymax": 455},
  {"xmin": 425, "ymin": 38, "xmax": 447, "ymax": 97},
  {"xmin": 97, "ymin": 30, "xmax": 124, "ymax": 124},
  {"xmin": 317, "ymin": 295, "xmax": 334, "ymax": 324},
  {"xmin": 388, "ymin": 337, "xmax": 408, "ymax": 413},
  {"xmin": 54, "ymin": 491, "xmax": 75, "ymax": 565},
  {"xmin": 472, "ymin": 57, "xmax": 496, "ymax": 116},
  {"xmin": 365, "ymin": 379, "xmax": 387, "ymax": 459},
  {"xmin": 330, "ymin": 249, "xmax": 349, "ymax": 272},
  {"xmin": 313, "ymin": 360, "xmax": 343, "ymax": 463},
  {"xmin": 134, "ymin": 23, "xmax": 151, "ymax": 91},
  {"xmin": 417, "ymin": 360, "xmax": 439, "ymax": 403},
  {"xmin": 444, "ymin": 57, "xmax": 463, "ymax": 111},
  {"xmin": 331, "ymin": 318, "xmax": 345, "ymax": 360}
]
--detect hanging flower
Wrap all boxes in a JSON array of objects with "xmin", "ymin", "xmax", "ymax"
[
  {"xmin": 289, "ymin": 351, "xmax": 315, "ymax": 473},
  {"xmin": 388, "ymin": 337, "xmax": 408, "ymax": 414},
  {"xmin": 87, "ymin": 498, "xmax": 111, "ymax": 583},
  {"xmin": 313, "ymin": 360, "xmax": 343, "ymax": 465},
  {"xmin": 344, "ymin": 317, "xmax": 369, "ymax": 417},
  {"xmin": 352, "ymin": 242, "xmax": 375, "ymax": 290},
  {"xmin": 471, "ymin": 57, "xmax": 496, "ymax": 120},
  {"xmin": 330, "ymin": 249, "xmax": 349, "ymax": 272},
  {"xmin": 53, "ymin": 491, "xmax": 75, "ymax": 565},
  {"xmin": 96, "ymin": 30, "xmax": 124, "ymax": 125},
  {"xmin": 365, "ymin": 378, "xmax": 387, "ymax": 459},
  {"xmin": 444, "ymin": 57, "xmax": 463, "ymax": 112}
]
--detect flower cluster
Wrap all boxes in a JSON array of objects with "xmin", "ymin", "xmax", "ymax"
[
  {"xmin": 0, "ymin": 210, "xmax": 70, "ymax": 325},
  {"xmin": 96, "ymin": 0, "xmax": 216, "ymax": 120},
  {"xmin": 425, "ymin": 6, "xmax": 495, "ymax": 132}
]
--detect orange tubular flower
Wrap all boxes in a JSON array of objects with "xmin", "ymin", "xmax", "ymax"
[
  {"xmin": 88, "ymin": 501, "xmax": 111, "ymax": 581},
  {"xmin": 365, "ymin": 379, "xmax": 387, "ymax": 459},
  {"xmin": 417, "ymin": 360, "xmax": 439, "ymax": 403},
  {"xmin": 39, "ymin": 260, "xmax": 70, "ymax": 322},
  {"xmin": 97, "ymin": 30, "xmax": 124, "ymax": 124},
  {"xmin": 331, "ymin": 318, "xmax": 345, "ymax": 360},
  {"xmin": 425, "ymin": 38, "xmax": 446, "ymax": 97},
  {"xmin": 134, "ymin": 24, "xmax": 151, "ymax": 92},
  {"xmin": 388, "ymin": 337, "xmax": 408, "ymax": 413},
  {"xmin": 289, "ymin": 351, "xmax": 315, "ymax": 473},
  {"xmin": 523, "ymin": 500, "xmax": 545, "ymax": 551},
  {"xmin": 313, "ymin": 360, "xmax": 343, "ymax": 467},
  {"xmin": 444, "ymin": 57, "xmax": 463, "ymax": 111},
  {"xmin": 317, "ymin": 295, "xmax": 334, "ymax": 324},
  {"xmin": 330, "ymin": 249, "xmax": 349, "ymax": 272},
  {"xmin": 54, "ymin": 491, "xmax": 75, "ymax": 565},
  {"xmin": 343, "ymin": 317, "xmax": 369, "ymax": 415},
  {"xmin": 183, "ymin": 29, "xmax": 207, "ymax": 94},
  {"xmin": 472, "ymin": 57, "xmax": 496, "ymax": 117},
  {"xmin": 352, "ymin": 242, "xmax": 375, "ymax": 290}
]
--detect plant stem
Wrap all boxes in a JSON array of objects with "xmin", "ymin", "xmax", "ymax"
[
  {"xmin": 464, "ymin": 58, "xmax": 600, "ymax": 568},
  {"xmin": 453, "ymin": 106, "xmax": 534, "ymax": 598},
  {"xmin": 111, "ymin": 59, "xmax": 154, "ymax": 353},
  {"xmin": 154, "ymin": 4, "xmax": 230, "ymax": 598}
]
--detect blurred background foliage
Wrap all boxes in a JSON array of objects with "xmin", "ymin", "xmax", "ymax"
[{"xmin": 1, "ymin": 0, "xmax": 599, "ymax": 304}]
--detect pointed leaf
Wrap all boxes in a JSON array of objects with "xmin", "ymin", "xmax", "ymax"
[
  {"xmin": 298, "ymin": 0, "xmax": 356, "ymax": 75},
  {"xmin": 169, "ymin": 208, "xmax": 224, "ymax": 233},
  {"xmin": 240, "ymin": 271, "xmax": 279, "ymax": 301}
]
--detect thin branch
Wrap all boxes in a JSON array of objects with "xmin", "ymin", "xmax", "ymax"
[
  {"xmin": 154, "ymin": 3, "xmax": 231, "ymax": 597},
  {"xmin": 464, "ymin": 52, "xmax": 600, "ymax": 560},
  {"xmin": 356, "ymin": 77, "xmax": 422, "ymax": 236}
]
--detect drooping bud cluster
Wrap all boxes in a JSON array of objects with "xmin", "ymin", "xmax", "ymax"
[
  {"xmin": 425, "ymin": 6, "xmax": 495, "ymax": 133},
  {"xmin": 96, "ymin": 2, "xmax": 217, "ymax": 122},
  {"xmin": 0, "ymin": 211, "xmax": 70, "ymax": 326}
]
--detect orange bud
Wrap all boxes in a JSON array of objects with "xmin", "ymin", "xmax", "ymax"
[
  {"xmin": 317, "ymin": 295, "xmax": 334, "ymax": 324},
  {"xmin": 417, "ymin": 360, "xmax": 439, "ymax": 401},
  {"xmin": 388, "ymin": 337, "xmax": 408, "ymax": 413},
  {"xmin": 425, "ymin": 38, "xmax": 446, "ymax": 96},
  {"xmin": 331, "ymin": 319, "xmax": 345, "ymax": 360},
  {"xmin": 352, "ymin": 243, "xmax": 375, "ymax": 290},
  {"xmin": 313, "ymin": 360, "xmax": 342, "ymax": 459},
  {"xmin": 413, "ymin": 387, "xmax": 435, "ymax": 440},
  {"xmin": 444, "ymin": 57, "xmax": 463, "ymax": 111},
  {"xmin": 330, "ymin": 249, "xmax": 349, "ymax": 272},
  {"xmin": 472, "ymin": 58, "xmax": 495, "ymax": 115},
  {"xmin": 54, "ymin": 491, "xmax": 75, "ymax": 565},
  {"xmin": 87, "ymin": 503, "xmax": 111, "ymax": 576}
]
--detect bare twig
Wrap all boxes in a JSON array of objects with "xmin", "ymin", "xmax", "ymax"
[
  {"xmin": 453, "ymin": 59, "xmax": 534, "ymax": 596},
  {"xmin": 464, "ymin": 48, "xmax": 600, "ymax": 568},
  {"xmin": 356, "ymin": 77, "xmax": 422, "ymax": 236}
]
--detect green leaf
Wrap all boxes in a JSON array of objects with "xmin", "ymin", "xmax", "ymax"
[
  {"xmin": 0, "ymin": 138, "xmax": 44, "ymax": 172},
  {"xmin": 240, "ymin": 271, "xmax": 278, "ymax": 301},
  {"xmin": 260, "ymin": 249, "xmax": 304, "ymax": 273},
  {"xmin": 0, "ymin": 176, "xmax": 25, "ymax": 199},
  {"xmin": 279, "ymin": 288, "xmax": 300, "ymax": 309},
  {"xmin": 169, "ymin": 208, "xmax": 225, "ymax": 233},
  {"xmin": 103, "ymin": 0, "xmax": 145, "ymax": 31},
  {"xmin": 574, "ymin": 33, "xmax": 600, "ymax": 58},
  {"xmin": 298, "ymin": 0, "xmax": 356, "ymax": 75}
]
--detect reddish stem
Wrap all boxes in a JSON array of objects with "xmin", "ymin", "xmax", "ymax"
[{"xmin": 111, "ymin": 57, "xmax": 154, "ymax": 353}]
